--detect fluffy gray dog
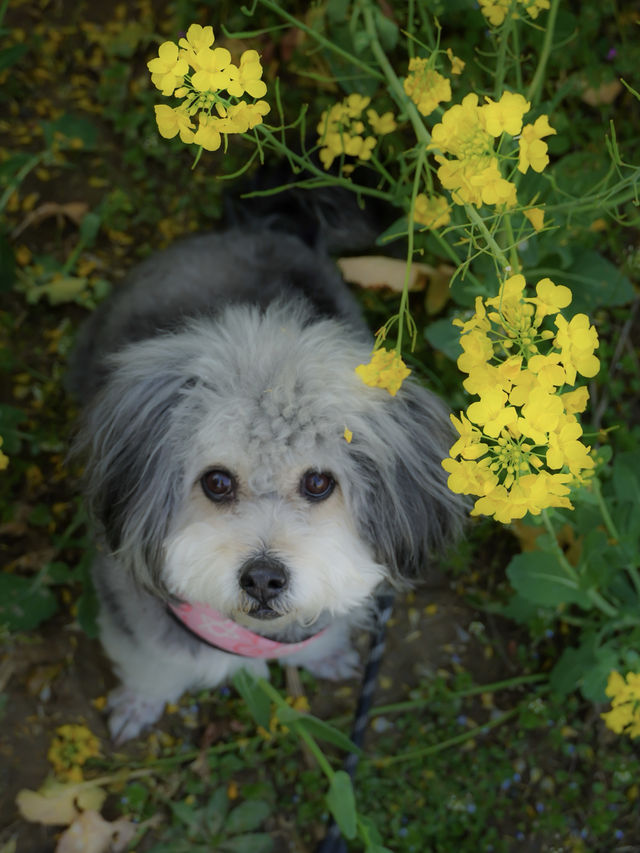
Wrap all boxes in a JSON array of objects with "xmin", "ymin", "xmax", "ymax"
[{"xmin": 68, "ymin": 203, "xmax": 464, "ymax": 743}]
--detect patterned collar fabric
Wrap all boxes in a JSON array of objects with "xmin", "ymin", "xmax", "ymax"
[{"xmin": 168, "ymin": 601, "xmax": 325, "ymax": 659}]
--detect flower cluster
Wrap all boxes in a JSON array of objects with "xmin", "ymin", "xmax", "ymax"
[
  {"xmin": 479, "ymin": 0, "xmax": 551, "ymax": 27},
  {"xmin": 316, "ymin": 94, "xmax": 396, "ymax": 171},
  {"xmin": 601, "ymin": 671, "xmax": 640, "ymax": 739},
  {"xmin": 47, "ymin": 724, "xmax": 101, "ymax": 782},
  {"xmin": 413, "ymin": 193, "xmax": 451, "ymax": 229},
  {"xmin": 442, "ymin": 274, "xmax": 599, "ymax": 522},
  {"xmin": 0, "ymin": 436, "xmax": 8, "ymax": 471},
  {"xmin": 148, "ymin": 24, "xmax": 270, "ymax": 152},
  {"xmin": 356, "ymin": 348, "xmax": 411, "ymax": 397},
  {"xmin": 429, "ymin": 92, "xmax": 555, "ymax": 208},
  {"xmin": 403, "ymin": 58, "xmax": 451, "ymax": 117}
]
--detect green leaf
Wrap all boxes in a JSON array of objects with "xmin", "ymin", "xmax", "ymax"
[
  {"xmin": 168, "ymin": 800, "xmax": 202, "ymax": 835},
  {"xmin": 581, "ymin": 645, "xmax": 619, "ymax": 702},
  {"xmin": 41, "ymin": 115, "xmax": 98, "ymax": 150},
  {"xmin": 276, "ymin": 708, "xmax": 361, "ymax": 755},
  {"xmin": 79, "ymin": 211, "xmax": 102, "ymax": 244},
  {"xmin": 613, "ymin": 452, "xmax": 640, "ymax": 504},
  {"xmin": 325, "ymin": 771, "xmax": 357, "ymax": 840},
  {"xmin": 0, "ymin": 574, "xmax": 58, "ymax": 631},
  {"xmin": 506, "ymin": 552, "xmax": 592, "ymax": 609},
  {"xmin": 549, "ymin": 638, "xmax": 618, "ymax": 701},
  {"xmin": 232, "ymin": 670, "xmax": 271, "ymax": 730},
  {"xmin": 549, "ymin": 643, "xmax": 594, "ymax": 695},
  {"xmin": 0, "ymin": 43, "xmax": 28, "ymax": 73},
  {"xmin": 224, "ymin": 800, "xmax": 271, "ymax": 835},
  {"xmin": 561, "ymin": 251, "xmax": 634, "ymax": 314},
  {"xmin": 75, "ymin": 574, "xmax": 100, "ymax": 638},
  {"xmin": 375, "ymin": 216, "xmax": 409, "ymax": 247},
  {"xmin": 28, "ymin": 505, "xmax": 53, "ymax": 527},
  {"xmin": 423, "ymin": 318, "xmax": 463, "ymax": 361},
  {"xmin": 204, "ymin": 787, "xmax": 229, "ymax": 837},
  {"xmin": 218, "ymin": 834, "xmax": 274, "ymax": 853},
  {"xmin": 0, "ymin": 404, "xmax": 27, "ymax": 454},
  {"xmin": 372, "ymin": 7, "xmax": 399, "ymax": 50}
]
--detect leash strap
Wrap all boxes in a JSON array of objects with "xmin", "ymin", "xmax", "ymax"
[{"xmin": 316, "ymin": 591, "xmax": 395, "ymax": 853}]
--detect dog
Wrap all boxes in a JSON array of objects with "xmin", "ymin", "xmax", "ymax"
[{"xmin": 68, "ymin": 192, "xmax": 464, "ymax": 743}]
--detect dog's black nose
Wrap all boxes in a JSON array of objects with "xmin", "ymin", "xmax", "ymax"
[{"xmin": 239, "ymin": 557, "xmax": 288, "ymax": 605}]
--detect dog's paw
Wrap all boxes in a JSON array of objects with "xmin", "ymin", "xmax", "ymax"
[
  {"xmin": 303, "ymin": 646, "xmax": 361, "ymax": 681},
  {"xmin": 105, "ymin": 686, "xmax": 166, "ymax": 745}
]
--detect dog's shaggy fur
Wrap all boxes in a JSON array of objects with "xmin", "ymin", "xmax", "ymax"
[{"xmin": 69, "ymin": 220, "xmax": 464, "ymax": 742}]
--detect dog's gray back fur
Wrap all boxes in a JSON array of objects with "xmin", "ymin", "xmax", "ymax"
[{"xmin": 67, "ymin": 228, "xmax": 368, "ymax": 404}]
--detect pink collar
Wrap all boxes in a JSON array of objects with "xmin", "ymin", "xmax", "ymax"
[{"xmin": 169, "ymin": 601, "xmax": 325, "ymax": 659}]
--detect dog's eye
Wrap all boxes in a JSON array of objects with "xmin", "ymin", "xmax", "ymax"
[
  {"xmin": 301, "ymin": 471, "xmax": 335, "ymax": 501},
  {"xmin": 201, "ymin": 469, "xmax": 236, "ymax": 502}
]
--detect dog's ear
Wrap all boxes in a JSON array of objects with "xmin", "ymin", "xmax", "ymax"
[
  {"xmin": 346, "ymin": 380, "xmax": 466, "ymax": 582},
  {"xmin": 72, "ymin": 339, "xmax": 194, "ymax": 592}
]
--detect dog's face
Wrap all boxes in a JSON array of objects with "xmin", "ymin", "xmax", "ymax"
[
  {"xmin": 163, "ymin": 454, "xmax": 386, "ymax": 632},
  {"xmin": 78, "ymin": 303, "xmax": 463, "ymax": 631},
  {"xmin": 161, "ymin": 366, "xmax": 391, "ymax": 631}
]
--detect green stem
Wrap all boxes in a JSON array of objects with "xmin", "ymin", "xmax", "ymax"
[
  {"xmin": 369, "ymin": 673, "xmax": 547, "ymax": 717},
  {"xmin": 512, "ymin": 17, "xmax": 523, "ymax": 92},
  {"xmin": 502, "ymin": 213, "xmax": 520, "ymax": 274},
  {"xmin": 397, "ymin": 146, "xmax": 426, "ymax": 353},
  {"xmin": 254, "ymin": 125, "xmax": 394, "ymax": 202},
  {"xmin": 0, "ymin": 152, "xmax": 44, "ymax": 213},
  {"xmin": 368, "ymin": 151, "xmax": 396, "ymax": 188},
  {"xmin": 257, "ymin": 678, "xmax": 336, "ymax": 778},
  {"xmin": 465, "ymin": 204, "xmax": 510, "ymax": 271},
  {"xmin": 255, "ymin": 0, "xmax": 385, "ymax": 83},
  {"xmin": 526, "ymin": 0, "xmax": 561, "ymax": 105},
  {"xmin": 358, "ymin": 0, "xmax": 430, "ymax": 146},
  {"xmin": 374, "ymin": 709, "xmax": 519, "ymax": 766},
  {"xmin": 591, "ymin": 477, "xmax": 620, "ymax": 542},
  {"xmin": 493, "ymin": 8, "xmax": 515, "ymax": 98},
  {"xmin": 592, "ymin": 479, "xmax": 640, "ymax": 597},
  {"xmin": 292, "ymin": 722, "xmax": 335, "ymax": 779}
]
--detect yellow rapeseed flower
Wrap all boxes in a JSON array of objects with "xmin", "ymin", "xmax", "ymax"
[
  {"xmin": 154, "ymin": 104, "xmax": 195, "ymax": 143},
  {"xmin": 366, "ymin": 108, "xmax": 397, "ymax": 135},
  {"xmin": 518, "ymin": 115, "xmax": 556, "ymax": 174},
  {"xmin": 442, "ymin": 275, "xmax": 597, "ymax": 522},
  {"xmin": 226, "ymin": 49, "xmax": 267, "ymax": 99},
  {"xmin": 355, "ymin": 349, "xmax": 411, "ymax": 397},
  {"xmin": 317, "ymin": 96, "xmax": 379, "ymax": 171},
  {"xmin": 554, "ymin": 314, "xmax": 600, "ymax": 385},
  {"xmin": 478, "ymin": 0, "xmax": 512, "ymax": 26},
  {"xmin": 481, "ymin": 92, "xmax": 530, "ymax": 137},
  {"xmin": 0, "ymin": 436, "xmax": 8, "ymax": 471},
  {"xmin": 601, "ymin": 671, "xmax": 640, "ymax": 739},
  {"xmin": 178, "ymin": 23, "xmax": 215, "ymax": 54},
  {"xmin": 190, "ymin": 47, "xmax": 233, "ymax": 92},
  {"xmin": 413, "ymin": 194, "xmax": 451, "ymax": 229},
  {"xmin": 47, "ymin": 724, "xmax": 101, "ymax": 782},
  {"xmin": 192, "ymin": 114, "xmax": 223, "ymax": 151},
  {"xmin": 148, "ymin": 41, "xmax": 189, "ymax": 96},
  {"xmin": 403, "ymin": 58, "xmax": 451, "ymax": 117},
  {"xmin": 446, "ymin": 48, "xmax": 465, "ymax": 75},
  {"xmin": 149, "ymin": 23, "xmax": 270, "ymax": 154},
  {"xmin": 519, "ymin": 0, "xmax": 551, "ymax": 19},
  {"xmin": 524, "ymin": 207, "xmax": 545, "ymax": 232},
  {"xmin": 430, "ymin": 93, "xmax": 520, "ymax": 208}
]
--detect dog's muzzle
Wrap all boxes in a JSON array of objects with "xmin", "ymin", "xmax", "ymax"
[{"xmin": 239, "ymin": 555, "xmax": 289, "ymax": 619}]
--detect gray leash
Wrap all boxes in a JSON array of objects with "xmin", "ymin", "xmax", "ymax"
[{"xmin": 316, "ymin": 591, "xmax": 395, "ymax": 853}]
